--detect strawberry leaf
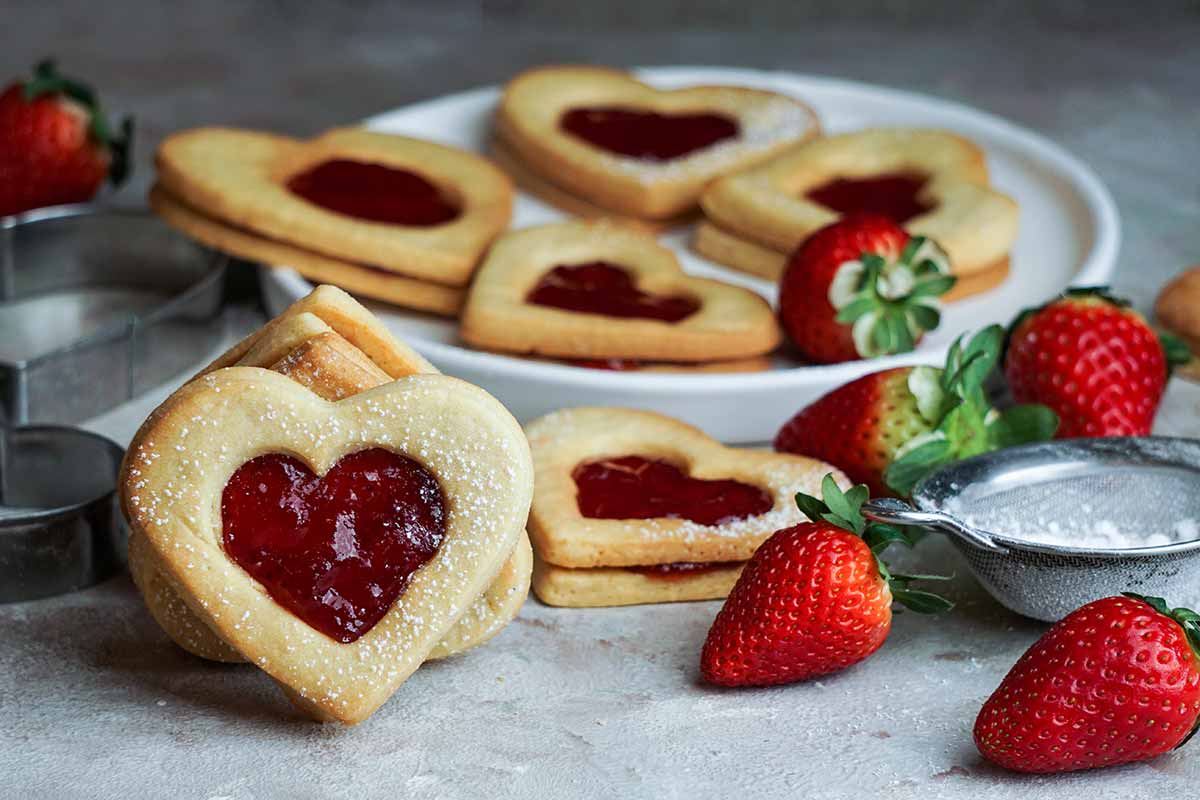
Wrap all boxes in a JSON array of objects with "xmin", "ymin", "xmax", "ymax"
[
  {"xmin": 892, "ymin": 588, "xmax": 956, "ymax": 614},
  {"xmin": 1160, "ymin": 330, "xmax": 1194, "ymax": 376},
  {"xmin": 988, "ymin": 404, "xmax": 1060, "ymax": 448},
  {"xmin": 863, "ymin": 523, "xmax": 914, "ymax": 553},
  {"xmin": 794, "ymin": 491, "xmax": 828, "ymax": 524},
  {"xmin": 884, "ymin": 438, "xmax": 952, "ymax": 496}
]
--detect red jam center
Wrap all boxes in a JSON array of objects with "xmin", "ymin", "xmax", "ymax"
[
  {"xmin": 221, "ymin": 448, "xmax": 446, "ymax": 643},
  {"xmin": 527, "ymin": 262, "xmax": 699, "ymax": 322},
  {"xmin": 806, "ymin": 172, "xmax": 933, "ymax": 224},
  {"xmin": 629, "ymin": 560, "xmax": 743, "ymax": 581},
  {"xmin": 572, "ymin": 455, "xmax": 773, "ymax": 526},
  {"xmin": 286, "ymin": 159, "xmax": 460, "ymax": 226},
  {"xmin": 560, "ymin": 106, "xmax": 739, "ymax": 162},
  {"xmin": 568, "ymin": 358, "xmax": 643, "ymax": 370}
]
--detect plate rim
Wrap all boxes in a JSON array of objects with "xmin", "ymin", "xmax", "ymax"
[{"xmin": 265, "ymin": 65, "xmax": 1121, "ymax": 393}]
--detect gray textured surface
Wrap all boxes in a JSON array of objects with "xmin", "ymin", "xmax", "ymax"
[{"xmin": 2, "ymin": 2, "xmax": 1199, "ymax": 797}]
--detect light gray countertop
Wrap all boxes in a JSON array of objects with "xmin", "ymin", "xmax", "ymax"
[{"xmin": 1, "ymin": 2, "xmax": 1199, "ymax": 797}]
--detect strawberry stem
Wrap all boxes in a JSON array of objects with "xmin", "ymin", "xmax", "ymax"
[{"xmin": 796, "ymin": 475, "xmax": 953, "ymax": 614}]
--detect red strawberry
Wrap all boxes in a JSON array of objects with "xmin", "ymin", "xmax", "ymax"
[
  {"xmin": 0, "ymin": 60, "xmax": 132, "ymax": 217},
  {"xmin": 777, "ymin": 214, "xmax": 956, "ymax": 363},
  {"xmin": 975, "ymin": 594, "xmax": 1200, "ymax": 773},
  {"xmin": 1005, "ymin": 287, "xmax": 1188, "ymax": 438},
  {"xmin": 775, "ymin": 326, "xmax": 1058, "ymax": 496},
  {"xmin": 701, "ymin": 475, "xmax": 951, "ymax": 687}
]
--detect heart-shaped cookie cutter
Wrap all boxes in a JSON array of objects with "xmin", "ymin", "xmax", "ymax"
[{"xmin": 1, "ymin": 203, "xmax": 228, "ymax": 425}]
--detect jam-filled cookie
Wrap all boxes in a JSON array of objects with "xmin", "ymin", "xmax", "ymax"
[
  {"xmin": 697, "ymin": 128, "xmax": 1018, "ymax": 294},
  {"xmin": 1156, "ymin": 265, "xmax": 1200, "ymax": 381},
  {"xmin": 121, "ymin": 287, "xmax": 534, "ymax": 724},
  {"xmin": 525, "ymin": 408, "xmax": 843, "ymax": 607},
  {"xmin": 460, "ymin": 221, "xmax": 781, "ymax": 362},
  {"xmin": 540, "ymin": 355, "xmax": 773, "ymax": 373},
  {"xmin": 495, "ymin": 65, "xmax": 820, "ymax": 222},
  {"xmin": 128, "ymin": 287, "xmax": 532, "ymax": 665},
  {"xmin": 155, "ymin": 126, "xmax": 512, "ymax": 287},
  {"xmin": 150, "ymin": 186, "xmax": 464, "ymax": 316}
]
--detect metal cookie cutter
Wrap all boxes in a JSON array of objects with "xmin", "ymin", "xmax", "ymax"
[
  {"xmin": 1, "ymin": 203, "xmax": 228, "ymax": 425},
  {"xmin": 0, "ymin": 425, "xmax": 125, "ymax": 602},
  {"xmin": 0, "ymin": 204, "xmax": 229, "ymax": 601},
  {"xmin": 863, "ymin": 437, "xmax": 1200, "ymax": 622}
]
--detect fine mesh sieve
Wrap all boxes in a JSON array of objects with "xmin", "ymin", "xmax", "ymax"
[{"xmin": 861, "ymin": 437, "xmax": 1200, "ymax": 622}]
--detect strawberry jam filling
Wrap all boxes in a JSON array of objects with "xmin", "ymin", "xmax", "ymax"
[
  {"xmin": 628, "ymin": 560, "xmax": 743, "ymax": 580},
  {"xmin": 527, "ymin": 262, "xmax": 699, "ymax": 322},
  {"xmin": 806, "ymin": 173, "xmax": 933, "ymax": 224},
  {"xmin": 221, "ymin": 448, "xmax": 446, "ymax": 643},
  {"xmin": 286, "ymin": 159, "xmax": 460, "ymax": 226},
  {"xmin": 572, "ymin": 455, "xmax": 772, "ymax": 526},
  {"xmin": 560, "ymin": 106, "xmax": 739, "ymax": 162}
]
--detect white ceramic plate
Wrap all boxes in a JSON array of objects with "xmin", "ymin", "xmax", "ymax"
[{"xmin": 260, "ymin": 66, "xmax": 1120, "ymax": 443}]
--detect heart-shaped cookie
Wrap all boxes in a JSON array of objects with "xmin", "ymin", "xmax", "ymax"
[
  {"xmin": 496, "ymin": 65, "xmax": 819, "ymax": 220},
  {"xmin": 460, "ymin": 220, "xmax": 780, "ymax": 362},
  {"xmin": 122, "ymin": 366, "xmax": 532, "ymax": 725},
  {"xmin": 150, "ymin": 186, "xmax": 465, "ymax": 316},
  {"xmin": 698, "ymin": 128, "xmax": 1019, "ymax": 281},
  {"xmin": 524, "ymin": 407, "xmax": 843, "ymax": 607},
  {"xmin": 156, "ymin": 127, "xmax": 512, "ymax": 286},
  {"xmin": 128, "ymin": 286, "xmax": 532, "ymax": 664}
]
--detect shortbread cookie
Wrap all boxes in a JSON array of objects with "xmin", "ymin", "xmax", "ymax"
[
  {"xmin": 525, "ymin": 407, "xmax": 842, "ymax": 569},
  {"xmin": 531, "ymin": 554, "xmax": 744, "ymax": 608},
  {"xmin": 489, "ymin": 137, "xmax": 695, "ymax": 233},
  {"xmin": 699, "ymin": 128, "xmax": 1019, "ymax": 278},
  {"xmin": 544, "ymin": 355, "xmax": 773, "ymax": 373},
  {"xmin": 150, "ymin": 186, "xmax": 464, "ymax": 316},
  {"xmin": 460, "ymin": 221, "xmax": 781, "ymax": 361},
  {"xmin": 692, "ymin": 219, "xmax": 1012, "ymax": 302},
  {"xmin": 122, "ymin": 368, "xmax": 533, "ymax": 725},
  {"xmin": 496, "ymin": 65, "xmax": 819, "ymax": 220},
  {"xmin": 156, "ymin": 126, "xmax": 512, "ymax": 286},
  {"xmin": 129, "ymin": 297, "xmax": 533, "ymax": 664},
  {"xmin": 1155, "ymin": 266, "xmax": 1200, "ymax": 381}
]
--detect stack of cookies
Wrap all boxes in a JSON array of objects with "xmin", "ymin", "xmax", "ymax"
[
  {"xmin": 693, "ymin": 127, "xmax": 1020, "ymax": 299},
  {"xmin": 492, "ymin": 65, "xmax": 820, "ymax": 231},
  {"xmin": 459, "ymin": 220, "xmax": 781, "ymax": 371},
  {"xmin": 151, "ymin": 127, "xmax": 514, "ymax": 316},
  {"xmin": 125, "ymin": 286, "xmax": 534, "ymax": 723},
  {"xmin": 525, "ymin": 407, "xmax": 841, "ymax": 607}
]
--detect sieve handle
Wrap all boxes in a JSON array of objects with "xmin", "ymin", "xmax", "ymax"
[{"xmin": 861, "ymin": 498, "xmax": 1008, "ymax": 554}]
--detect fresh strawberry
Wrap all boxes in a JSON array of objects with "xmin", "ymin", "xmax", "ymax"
[
  {"xmin": 975, "ymin": 594, "xmax": 1200, "ymax": 773},
  {"xmin": 776, "ymin": 325, "xmax": 1058, "ymax": 496},
  {"xmin": 1004, "ymin": 287, "xmax": 1188, "ymax": 438},
  {"xmin": 0, "ymin": 60, "xmax": 132, "ymax": 216},
  {"xmin": 701, "ymin": 475, "xmax": 950, "ymax": 687},
  {"xmin": 777, "ymin": 214, "xmax": 956, "ymax": 363}
]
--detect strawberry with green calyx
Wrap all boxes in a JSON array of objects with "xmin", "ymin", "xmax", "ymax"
[
  {"xmin": 1005, "ymin": 286, "xmax": 1190, "ymax": 438},
  {"xmin": 775, "ymin": 325, "xmax": 1059, "ymax": 497},
  {"xmin": 777, "ymin": 214, "xmax": 957, "ymax": 364},
  {"xmin": 975, "ymin": 593, "xmax": 1200, "ymax": 774},
  {"xmin": 701, "ymin": 475, "xmax": 951, "ymax": 687},
  {"xmin": 0, "ymin": 59, "xmax": 133, "ymax": 216}
]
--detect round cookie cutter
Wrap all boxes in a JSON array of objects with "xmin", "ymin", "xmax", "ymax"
[{"xmin": 0, "ymin": 425, "xmax": 125, "ymax": 603}]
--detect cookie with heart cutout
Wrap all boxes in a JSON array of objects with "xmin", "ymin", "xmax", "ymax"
[
  {"xmin": 155, "ymin": 126, "xmax": 512, "ymax": 287},
  {"xmin": 128, "ymin": 289, "xmax": 533, "ymax": 664},
  {"xmin": 698, "ymin": 128, "xmax": 1019, "ymax": 283},
  {"xmin": 495, "ymin": 65, "xmax": 820, "ymax": 221},
  {"xmin": 488, "ymin": 137, "xmax": 697, "ymax": 234},
  {"xmin": 459, "ymin": 220, "xmax": 781, "ymax": 362},
  {"xmin": 150, "ymin": 186, "xmax": 464, "ymax": 316},
  {"xmin": 524, "ymin": 407, "xmax": 844, "ymax": 607},
  {"xmin": 122, "ymin": 369, "xmax": 532, "ymax": 725},
  {"xmin": 539, "ymin": 355, "xmax": 773, "ymax": 373},
  {"xmin": 691, "ymin": 218, "xmax": 1012, "ymax": 302}
]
